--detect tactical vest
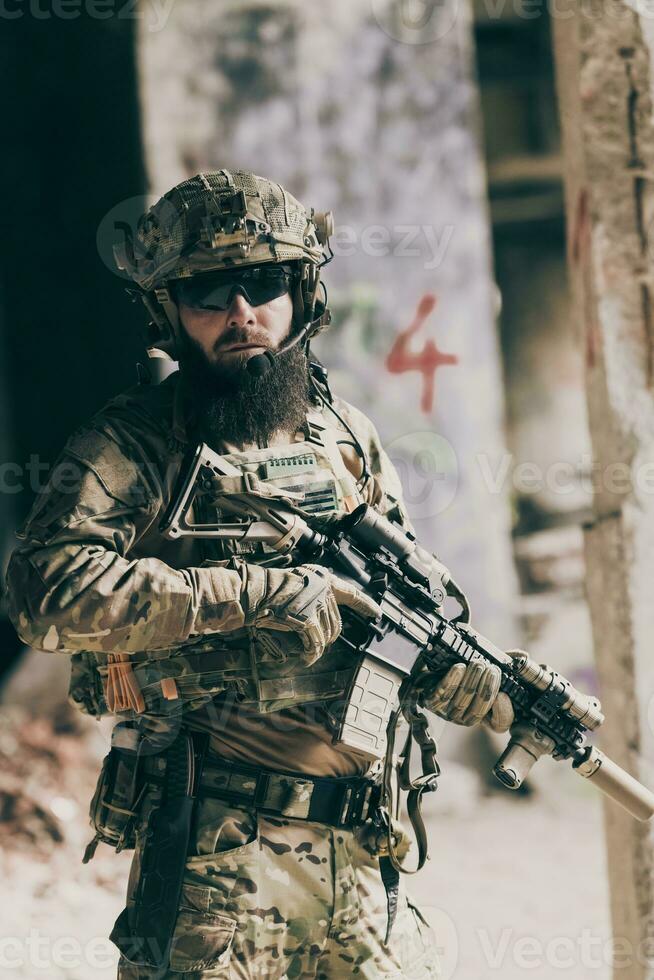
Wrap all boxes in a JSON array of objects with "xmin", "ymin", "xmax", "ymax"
[{"xmin": 69, "ymin": 406, "xmax": 372, "ymax": 721}]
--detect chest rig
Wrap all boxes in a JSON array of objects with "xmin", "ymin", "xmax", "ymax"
[
  {"xmin": 195, "ymin": 408, "xmax": 361, "ymax": 566},
  {"xmin": 182, "ymin": 407, "xmax": 367, "ymax": 716},
  {"xmin": 82, "ymin": 406, "xmax": 372, "ymax": 720}
]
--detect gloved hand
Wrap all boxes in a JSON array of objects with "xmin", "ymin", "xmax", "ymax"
[
  {"xmin": 420, "ymin": 654, "xmax": 515, "ymax": 733},
  {"xmin": 240, "ymin": 561, "xmax": 381, "ymax": 666}
]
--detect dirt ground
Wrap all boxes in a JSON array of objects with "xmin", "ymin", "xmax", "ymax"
[
  {"xmin": 0, "ymin": 701, "xmax": 611, "ymax": 980},
  {"xmin": 412, "ymin": 759, "xmax": 611, "ymax": 980}
]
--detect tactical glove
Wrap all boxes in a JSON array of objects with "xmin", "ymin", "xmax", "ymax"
[
  {"xmin": 420, "ymin": 654, "xmax": 515, "ymax": 733},
  {"xmin": 240, "ymin": 561, "xmax": 381, "ymax": 666}
]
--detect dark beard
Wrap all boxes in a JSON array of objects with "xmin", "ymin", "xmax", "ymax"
[{"xmin": 180, "ymin": 335, "xmax": 313, "ymax": 449}]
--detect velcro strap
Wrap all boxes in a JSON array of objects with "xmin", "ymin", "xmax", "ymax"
[
  {"xmin": 207, "ymin": 472, "xmax": 304, "ymax": 503},
  {"xmin": 127, "ymin": 646, "xmax": 252, "ymax": 691},
  {"xmin": 256, "ymin": 669, "xmax": 355, "ymax": 702}
]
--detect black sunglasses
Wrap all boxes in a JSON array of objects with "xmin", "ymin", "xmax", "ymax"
[{"xmin": 174, "ymin": 265, "xmax": 298, "ymax": 311}]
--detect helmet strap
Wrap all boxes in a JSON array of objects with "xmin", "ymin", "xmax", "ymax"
[{"xmin": 141, "ymin": 287, "xmax": 181, "ymax": 361}]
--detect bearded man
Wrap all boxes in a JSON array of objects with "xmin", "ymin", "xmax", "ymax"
[{"xmin": 6, "ymin": 170, "xmax": 512, "ymax": 978}]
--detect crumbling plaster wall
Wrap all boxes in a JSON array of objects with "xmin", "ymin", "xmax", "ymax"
[{"xmin": 554, "ymin": 7, "xmax": 654, "ymax": 975}]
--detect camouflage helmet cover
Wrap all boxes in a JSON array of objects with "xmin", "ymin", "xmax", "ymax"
[{"xmin": 115, "ymin": 169, "xmax": 334, "ymax": 291}]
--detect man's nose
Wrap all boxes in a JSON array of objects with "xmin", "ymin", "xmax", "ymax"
[{"xmin": 226, "ymin": 289, "xmax": 257, "ymax": 327}]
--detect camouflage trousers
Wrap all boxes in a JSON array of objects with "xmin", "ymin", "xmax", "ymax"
[{"xmin": 114, "ymin": 794, "xmax": 440, "ymax": 978}]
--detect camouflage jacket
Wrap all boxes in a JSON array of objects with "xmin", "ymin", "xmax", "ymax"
[{"xmin": 5, "ymin": 370, "xmax": 413, "ymax": 719}]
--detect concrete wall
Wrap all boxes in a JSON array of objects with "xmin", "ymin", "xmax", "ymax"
[{"xmin": 554, "ymin": 8, "xmax": 654, "ymax": 976}]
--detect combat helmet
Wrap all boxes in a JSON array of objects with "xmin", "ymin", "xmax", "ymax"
[{"xmin": 115, "ymin": 169, "xmax": 334, "ymax": 360}]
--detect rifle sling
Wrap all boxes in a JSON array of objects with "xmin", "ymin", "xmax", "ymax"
[{"xmin": 371, "ymin": 682, "xmax": 438, "ymax": 942}]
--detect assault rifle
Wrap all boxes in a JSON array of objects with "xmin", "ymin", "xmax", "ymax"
[{"xmin": 161, "ymin": 442, "xmax": 654, "ymax": 827}]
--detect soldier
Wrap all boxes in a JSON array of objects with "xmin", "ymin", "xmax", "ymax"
[{"xmin": 6, "ymin": 170, "xmax": 513, "ymax": 978}]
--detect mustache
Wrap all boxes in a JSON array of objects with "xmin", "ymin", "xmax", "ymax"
[{"xmin": 213, "ymin": 329, "xmax": 270, "ymax": 351}]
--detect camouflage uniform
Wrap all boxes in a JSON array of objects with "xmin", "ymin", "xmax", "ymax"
[
  {"xmin": 117, "ymin": 794, "xmax": 438, "ymax": 978},
  {"xmin": 6, "ymin": 369, "xmax": 440, "ymax": 978}
]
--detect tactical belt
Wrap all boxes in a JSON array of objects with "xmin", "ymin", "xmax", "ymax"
[{"xmin": 144, "ymin": 755, "xmax": 380, "ymax": 829}]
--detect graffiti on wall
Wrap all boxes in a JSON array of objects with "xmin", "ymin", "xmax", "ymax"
[{"xmin": 385, "ymin": 292, "xmax": 458, "ymax": 413}]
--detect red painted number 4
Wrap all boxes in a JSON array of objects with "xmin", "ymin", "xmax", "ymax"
[{"xmin": 385, "ymin": 293, "xmax": 458, "ymax": 414}]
